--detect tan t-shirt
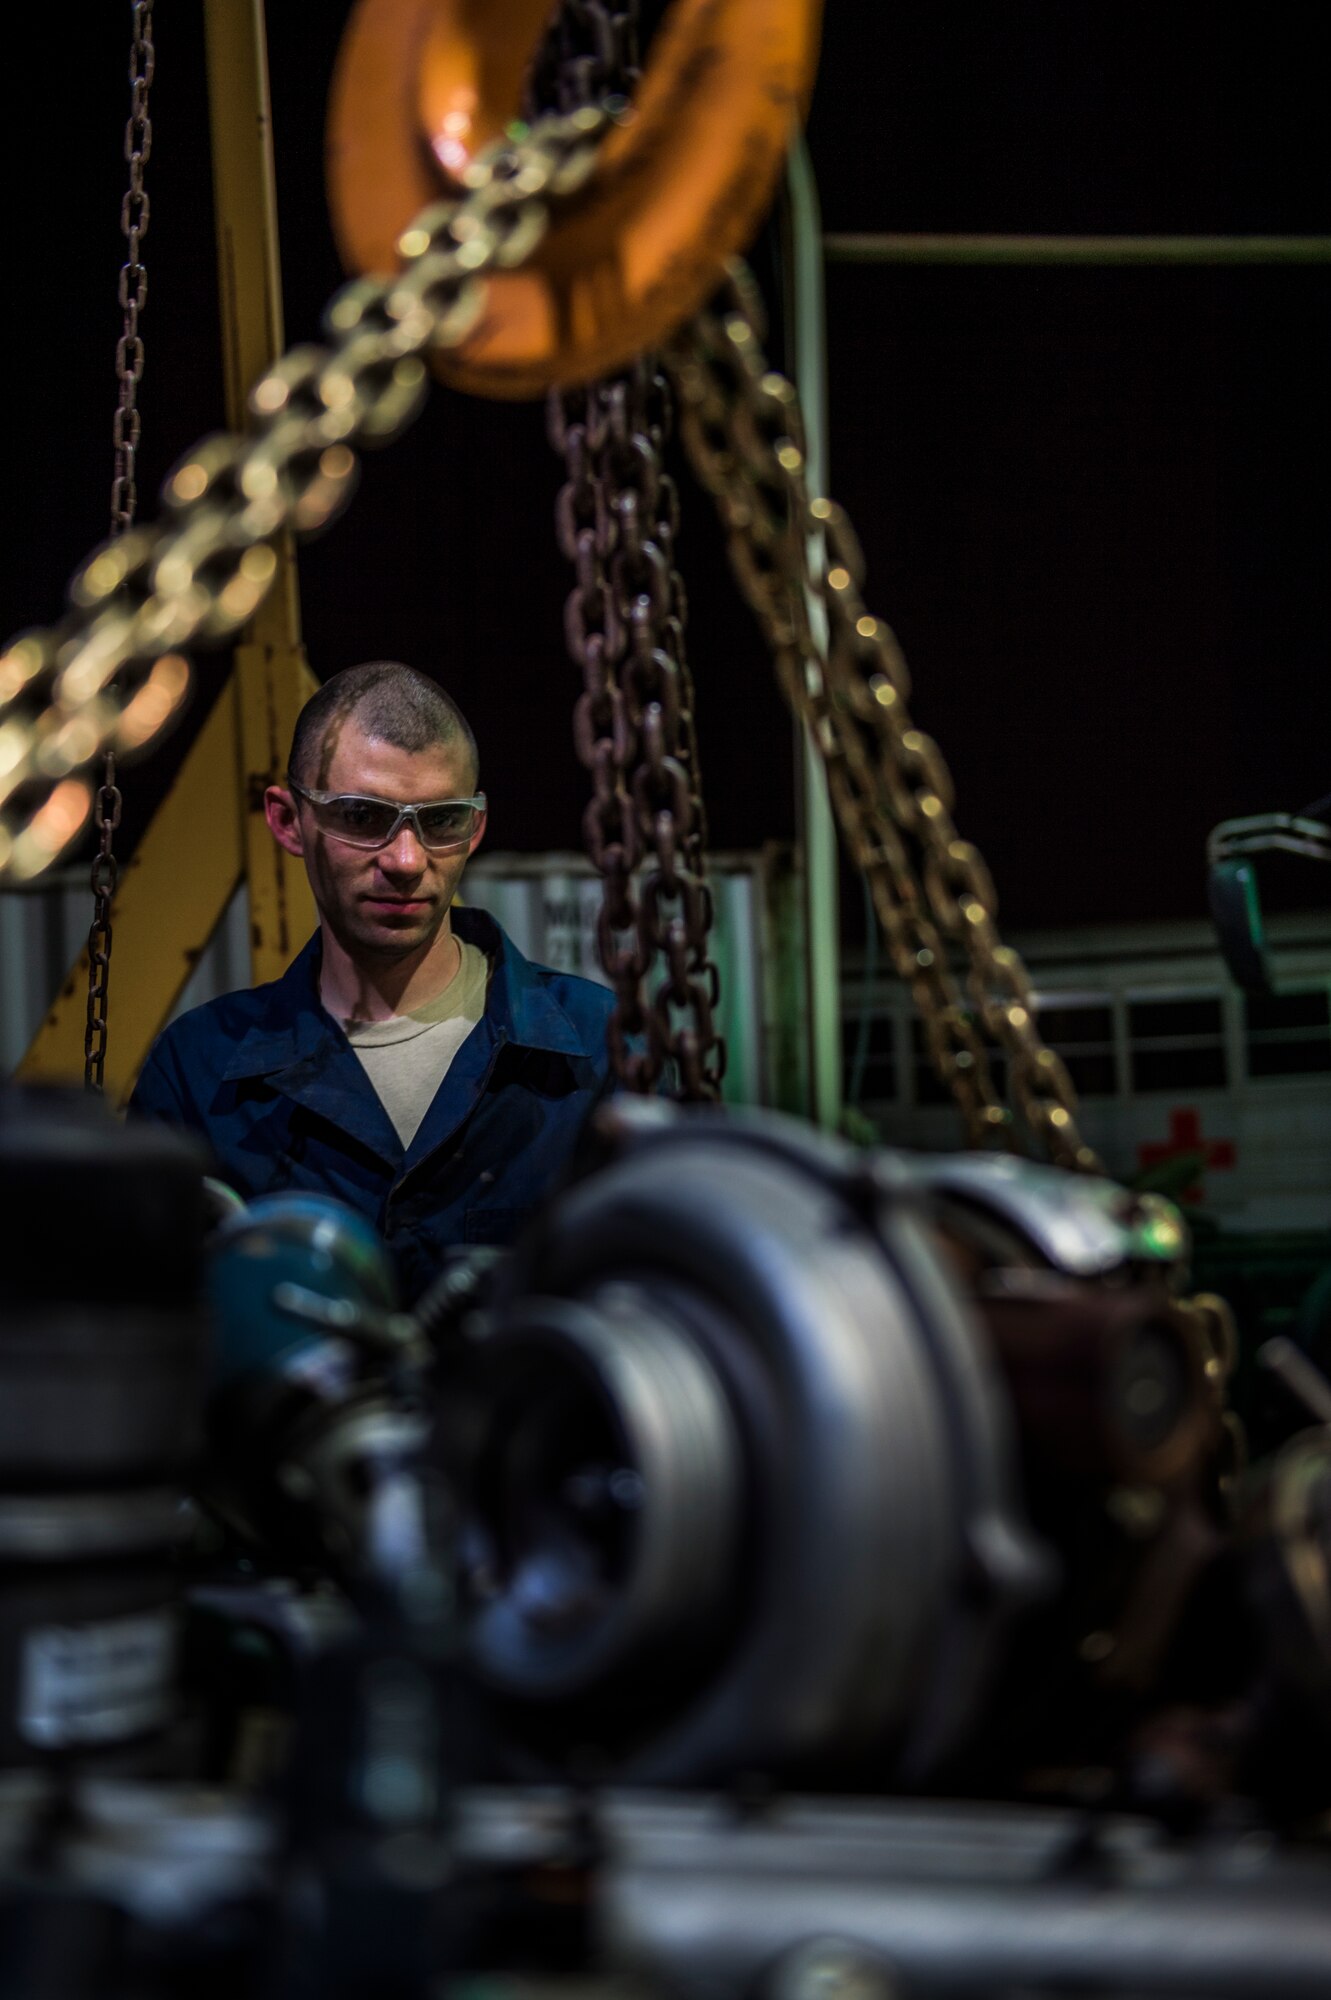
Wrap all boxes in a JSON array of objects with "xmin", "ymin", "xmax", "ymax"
[{"xmin": 339, "ymin": 938, "xmax": 489, "ymax": 1149}]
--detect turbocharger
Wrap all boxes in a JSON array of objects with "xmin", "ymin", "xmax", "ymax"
[{"xmin": 442, "ymin": 1103, "xmax": 1230, "ymax": 1790}]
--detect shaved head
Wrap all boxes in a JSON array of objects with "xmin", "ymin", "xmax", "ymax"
[{"xmin": 289, "ymin": 661, "xmax": 478, "ymax": 791}]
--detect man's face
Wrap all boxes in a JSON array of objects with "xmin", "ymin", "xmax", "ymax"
[{"xmin": 266, "ymin": 716, "xmax": 484, "ymax": 963}]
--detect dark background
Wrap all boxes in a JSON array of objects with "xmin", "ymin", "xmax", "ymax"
[{"xmin": 6, "ymin": 3, "xmax": 1330, "ymax": 932}]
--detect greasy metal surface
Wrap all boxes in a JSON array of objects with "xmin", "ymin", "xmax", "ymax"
[
  {"xmin": 916, "ymin": 1153, "xmax": 1187, "ymax": 1276},
  {"xmin": 602, "ymin": 1850, "xmax": 1331, "ymax": 1995},
  {"xmin": 448, "ymin": 1789, "xmax": 1331, "ymax": 1995},
  {"xmin": 477, "ymin": 1108, "xmax": 1029, "ymax": 1778},
  {"xmin": 326, "ymin": 0, "xmax": 824, "ymax": 396}
]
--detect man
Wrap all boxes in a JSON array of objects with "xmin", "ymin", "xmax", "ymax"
[{"xmin": 131, "ymin": 660, "xmax": 616, "ymax": 1302}]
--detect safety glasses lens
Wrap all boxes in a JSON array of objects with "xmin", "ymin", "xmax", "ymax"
[
  {"xmin": 319, "ymin": 797, "xmax": 400, "ymax": 843},
  {"xmin": 308, "ymin": 796, "xmax": 481, "ymax": 848},
  {"xmin": 417, "ymin": 803, "xmax": 476, "ymax": 845}
]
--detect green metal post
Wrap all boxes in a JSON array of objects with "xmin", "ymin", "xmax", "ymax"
[
  {"xmin": 782, "ymin": 136, "xmax": 842, "ymax": 1131},
  {"xmin": 822, "ymin": 234, "xmax": 1331, "ymax": 267}
]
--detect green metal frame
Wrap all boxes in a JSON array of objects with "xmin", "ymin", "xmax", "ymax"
[
  {"xmin": 823, "ymin": 234, "xmax": 1331, "ymax": 266},
  {"xmin": 780, "ymin": 136, "xmax": 843, "ymax": 1131}
]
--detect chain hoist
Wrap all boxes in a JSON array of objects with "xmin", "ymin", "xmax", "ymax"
[
  {"xmin": 17, "ymin": 21, "xmax": 1078, "ymax": 1157},
  {"xmin": 668, "ymin": 271, "xmax": 1100, "ymax": 1171},
  {"xmin": 535, "ymin": 0, "xmax": 725, "ymax": 1100},
  {"xmin": 84, "ymin": 0, "xmax": 154, "ymax": 1093}
]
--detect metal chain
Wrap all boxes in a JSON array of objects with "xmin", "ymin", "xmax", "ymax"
[
  {"xmin": 523, "ymin": 0, "xmax": 640, "ymax": 119},
  {"xmin": 84, "ymin": 752, "xmax": 123, "ymax": 1091},
  {"xmin": 84, "ymin": 0, "xmax": 155, "ymax": 1092},
  {"xmin": 0, "ymin": 106, "xmax": 614, "ymax": 888},
  {"xmin": 111, "ymin": 2, "xmax": 155, "ymax": 541},
  {"xmin": 535, "ymin": 0, "xmax": 724, "ymax": 1099},
  {"xmin": 550, "ymin": 364, "xmax": 725, "ymax": 1097},
  {"xmin": 668, "ymin": 269, "xmax": 1100, "ymax": 1171}
]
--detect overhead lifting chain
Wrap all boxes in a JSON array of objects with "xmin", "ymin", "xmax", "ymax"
[
  {"xmin": 537, "ymin": 0, "xmax": 726, "ymax": 1100},
  {"xmin": 0, "ymin": 106, "xmax": 613, "ymax": 887},
  {"xmin": 10, "ymin": 31, "xmax": 1083, "ymax": 1160},
  {"xmin": 550, "ymin": 368, "xmax": 723, "ymax": 1097},
  {"xmin": 668, "ymin": 272, "xmax": 1101, "ymax": 1171},
  {"xmin": 84, "ymin": 0, "xmax": 154, "ymax": 1094},
  {"xmin": 524, "ymin": 0, "xmax": 640, "ymax": 115}
]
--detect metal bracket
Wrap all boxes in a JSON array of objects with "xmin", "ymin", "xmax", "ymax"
[{"xmin": 1206, "ymin": 810, "xmax": 1331, "ymax": 994}]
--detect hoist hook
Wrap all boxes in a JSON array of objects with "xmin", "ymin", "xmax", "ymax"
[{"xmin": 326, "ymin": 0, "xmax": 824, "ymax": 397}]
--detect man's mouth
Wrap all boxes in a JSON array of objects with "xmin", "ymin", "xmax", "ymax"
[{"xmin": 365, "ymin": 895, "xmax": 430, "ymax": 912}]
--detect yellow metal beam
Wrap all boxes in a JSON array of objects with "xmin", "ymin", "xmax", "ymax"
[
  {"xmin": 18, "ymin": 0, "xmax": 318, "ymax": 1098},
  {"xmin": 234, "ymin": 640, "xmax": 319, "ymax": 979},
  {"xmin": 18, "ymin": 689, "xmax": 244, "ymax": 1107},
  {"xmin": 204, "ymin": 0, "xmax": 316, "ymax": 981}
]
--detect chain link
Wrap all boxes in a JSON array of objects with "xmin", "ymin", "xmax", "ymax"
[
  {"xmin": 524, "ymin": 0, "xmax": 640, "ymax": 118},
  {"xmin": 84, "ymin": 754, "xmax": 123, "ymax": 1087},
  {"xmin": 533, "ymin": 0, "xmax": 724, "ymax": 1100},
  {"xmin": 112, "ymin": 1, "xmax": 154, "ymax": 541},
  {"xmin": 0, "ymin": 106, "xmax": 614, "ymax": 890},
  {"xmin": 550, "ymin": 364, "xmax": 725, "ymax": 1098},
  {"xmin": 84, "ymin": 0, "xmax": 156, "ymax": 1093},
  {"xmin": 12, "ymin": 39, "xmax": 1068, "ymax": 1150},
  {"xmin": 668, "ymin": 270, "xmax": 1100, "ymax": 1170}
]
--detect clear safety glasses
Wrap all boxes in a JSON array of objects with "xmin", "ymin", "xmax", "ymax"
[{"xmin": 289, "ymin": 783, "xmax": 487, "ymax": 852}]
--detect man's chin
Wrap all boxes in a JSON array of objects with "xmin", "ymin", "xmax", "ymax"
[{"xmin": 352, "ymin": 905, "xmax": 439, "ymax": 951}]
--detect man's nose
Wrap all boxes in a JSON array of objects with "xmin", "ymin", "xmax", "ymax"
[{"xmin": 378, "ymin": 824, "xmax": 428, "ymax": 875}]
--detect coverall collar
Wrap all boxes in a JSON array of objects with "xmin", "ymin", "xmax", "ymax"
[{"xmin": 219, "ymin": 906, "xmax": 596, "ymax": 1172}]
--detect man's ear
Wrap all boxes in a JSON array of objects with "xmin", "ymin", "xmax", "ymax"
[
  {"xmin": 466, "ymin": 803, "xmax": 488, "ymax": 859},
  {"xmin": 265, "ymin": 784, "xmax": 305, "ymax": 858}
]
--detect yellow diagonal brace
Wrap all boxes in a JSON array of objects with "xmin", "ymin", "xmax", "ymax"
[
  {"xmin": 206, "ymin": 0, "xmax": 316, "ymax": 983},
  {"xmin": 234, "ymin": 638, "xmax": 318, "ymax": 982},
  {"xmin": 18, "ymin": 687, "xmax": 244, "ymax": 1107}
]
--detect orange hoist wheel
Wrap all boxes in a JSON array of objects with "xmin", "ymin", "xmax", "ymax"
[{"xmin": 326, "ymin": 0, "xmax": 823, "ymax": 398}]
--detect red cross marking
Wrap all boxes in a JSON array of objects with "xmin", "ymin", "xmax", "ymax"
[{"xmin": 1137, "ymin": 1107, "xmax": 1237, "ymax": 1204}]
